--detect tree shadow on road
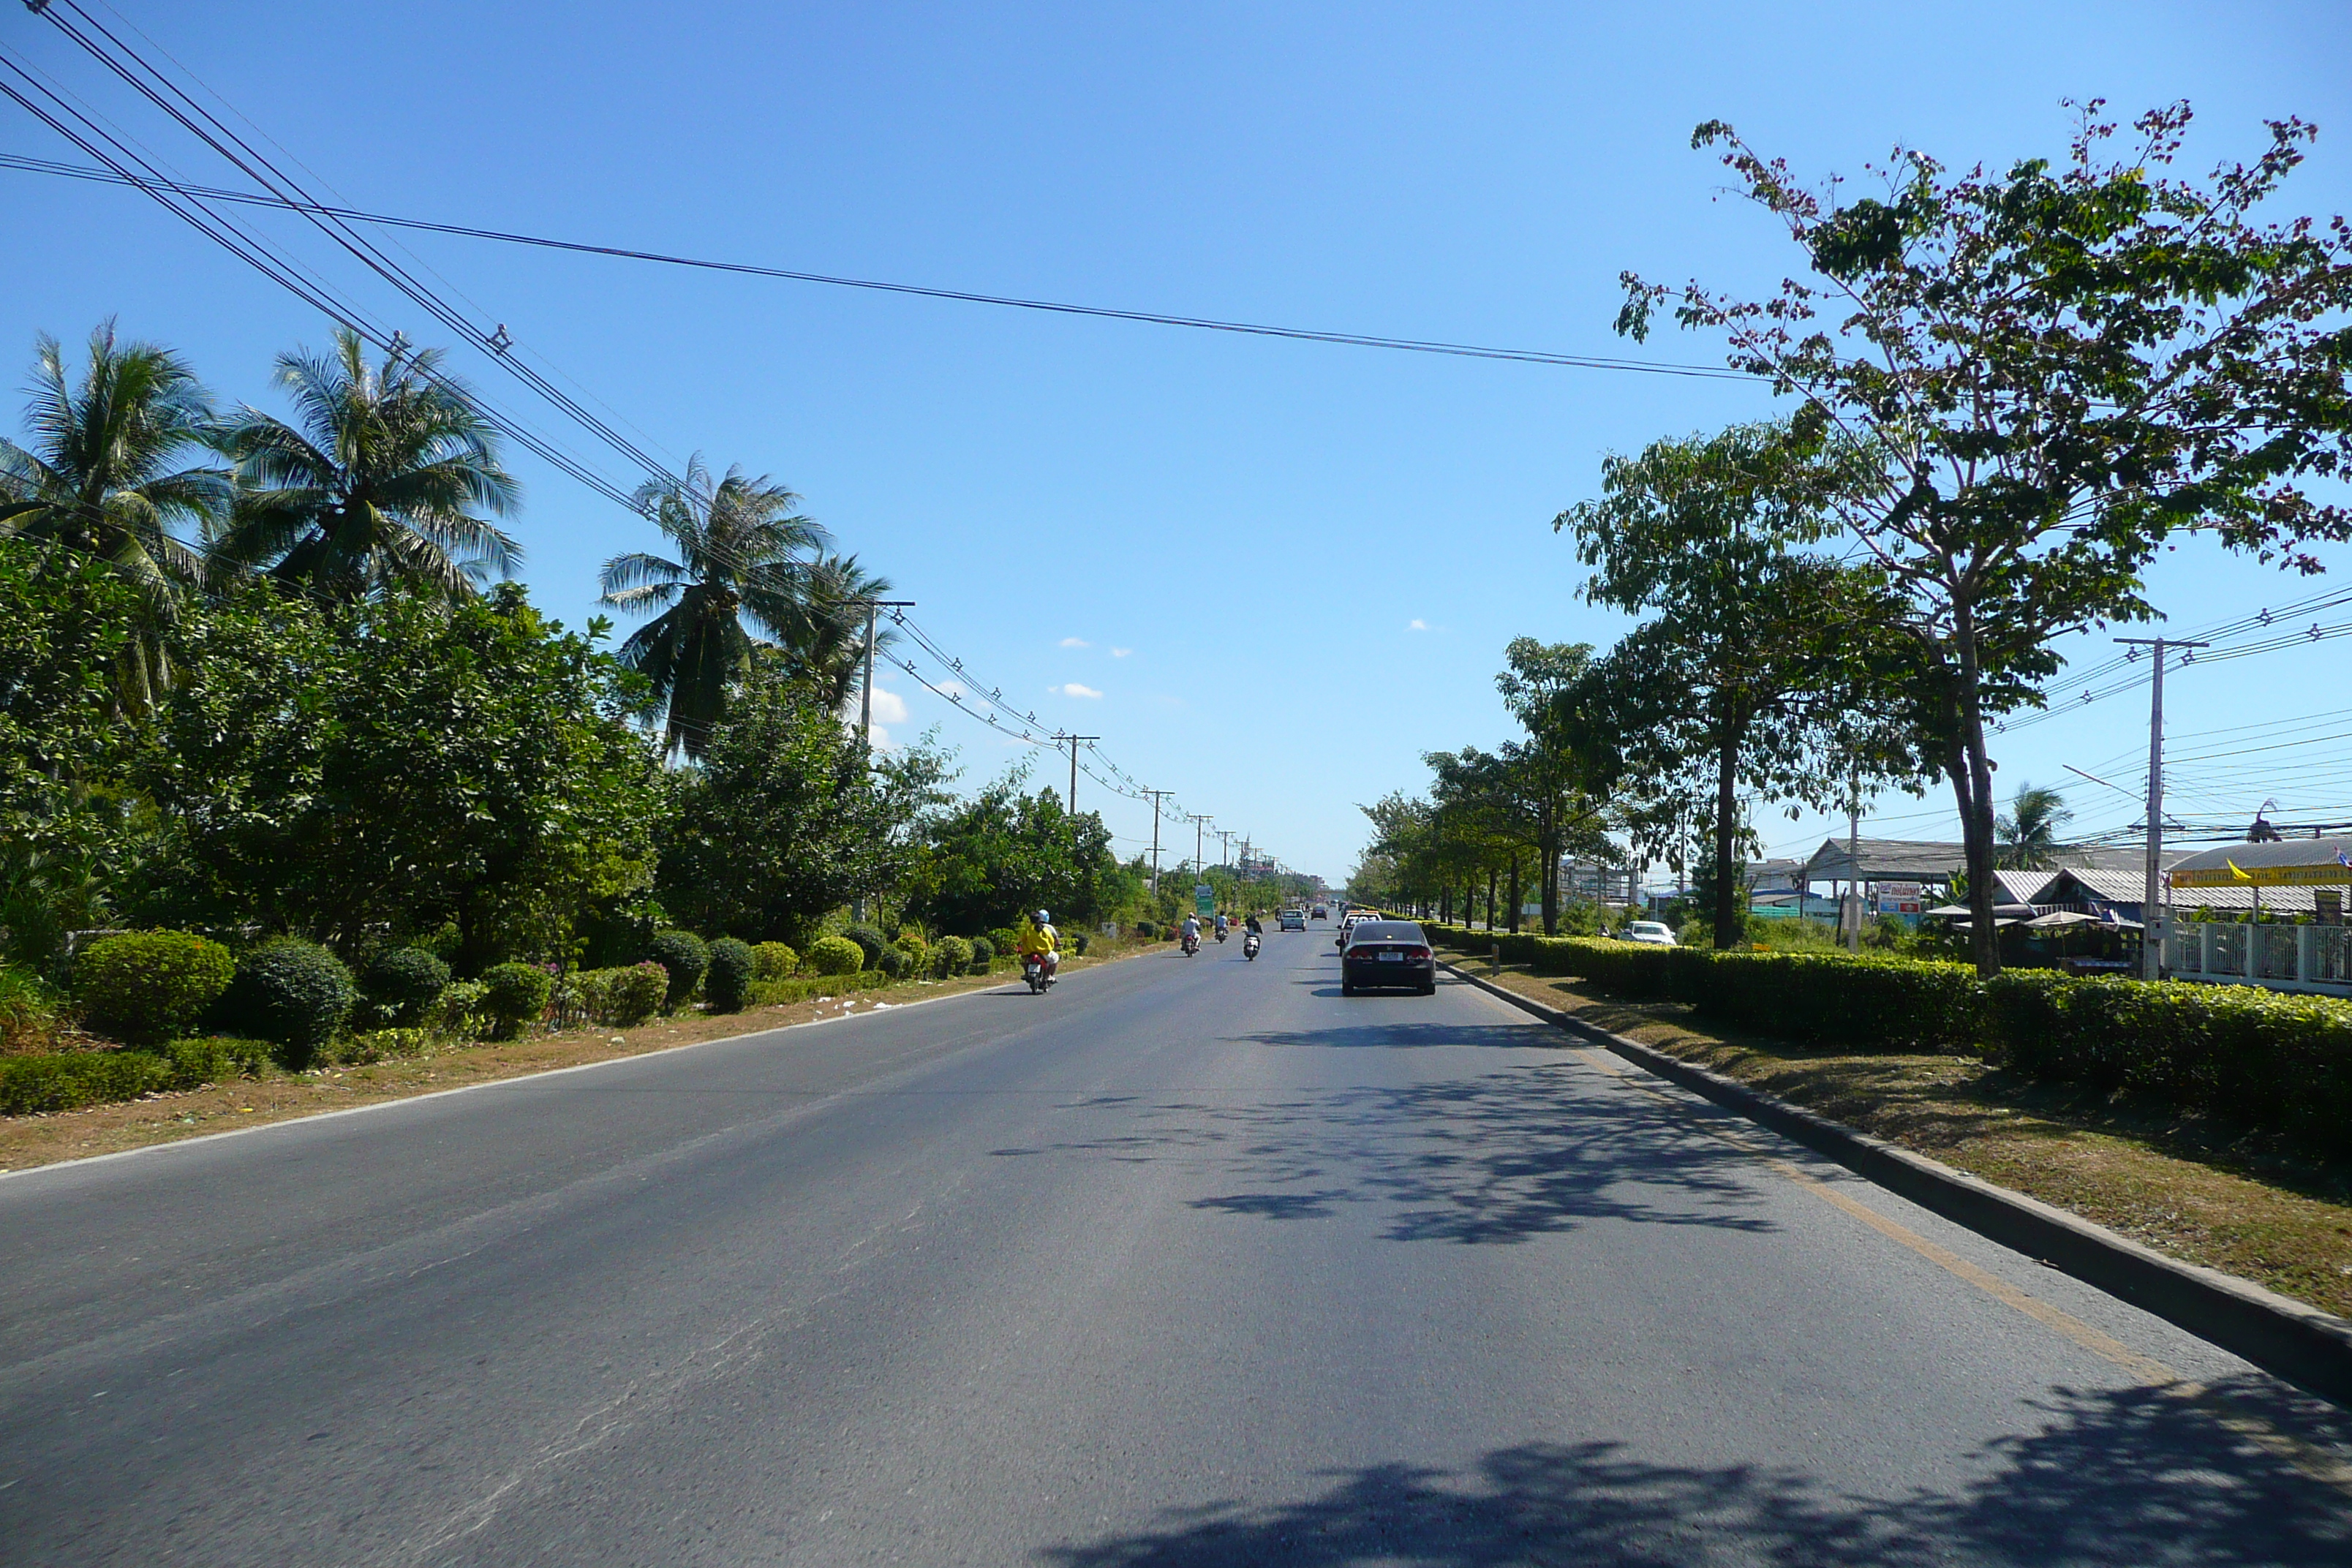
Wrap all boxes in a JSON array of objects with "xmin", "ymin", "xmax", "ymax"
[
  {"xmin": 1026, "ymin": 1058, "xmax": 1779, "ymax": 1243},
  {"xmin": 1036, "ymin": 1376, "xmax": 2352, "ymax": 1565}
]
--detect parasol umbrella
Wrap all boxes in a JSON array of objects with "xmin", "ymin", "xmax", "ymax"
[{"xmin": 2024, "ymin": 911, "xmax": 2100, "ymax": 929}]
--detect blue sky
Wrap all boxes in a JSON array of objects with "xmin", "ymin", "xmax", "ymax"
[{"xmin": 7, "ymin": 1, "xmax": 2351, "ymax": 884}]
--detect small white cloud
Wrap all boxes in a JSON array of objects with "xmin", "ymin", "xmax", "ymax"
[
  {"xmin": 935, "ymin": 679, "xmax": 964, "ymax": 700},
  {"xmin": 1059, "ymin": 636, "xmax": 1090, "ymax": 648},
  {"xmin": 1055, "ymin": 682, "xmax": 1104, "ymax": 699},
  {"xmin": 867, "ymin": 685, "xmax": 910, "ymax": 725},
  {"xmin": 1407, "ymin": 618, "xmax": 1430, "ymax": 631},
  {"xmin": 1110, "ymin": 647, "xmax": 1132, "ymax": 658}
]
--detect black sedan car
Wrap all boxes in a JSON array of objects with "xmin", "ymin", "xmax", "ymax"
[{"xmin": 1337, "ymin": 919, "xmax": 1437, "ymax": 995}]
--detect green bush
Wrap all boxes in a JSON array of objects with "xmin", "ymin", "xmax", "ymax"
[
  {"xmin": 987, "ymin": 927, "xmax": 1022, "ymax": 962},
  {"xmin": 647, "ymin": 930, "xmax": 709, "ymax": 1010},
  {"xmin": 807, "ymin": 935, "xmax": 864, "ymax": 976},
  {"xmin": 927, "ymin": 935, "xmax": 973, "ymax": 979},
  {"xmin": 705, "ymin": 938, "xmax": 757, "ymax": 1013},
  {"xmin": 480, "ymin": 962, "xmax": 554, "ymax": 1039},
  {"xmin": 1, "ymin": 965, "xmax": 64, "ymax": 1054},
  {"xmin": 1134, "ymin": 921, "xmax": 1158, "ymax": 941},
  {"xmin": 1074, "ymin": 932, "xmax": 1092, "ymax": 957},
  {"xmin": 0, "ymin": 1049, "xmax": 170, "ymax": 1115},
  {"xmin": 431, "ymin": 979, "xmax": 491, "ymax": 1040},
  {"xmin": 840, "ymin": 924, "xmax": 889, "ymax": 970},
  {"xmin": 751, "ymin": 941, "xmax": 799, "ymax": 981},
  {"xmin": 331, "ymin": 1028, "xmax": 430, "ymax": 1066},
  {"xmin": 358, "ymin": 948, "xmax": 452, "ymax": 1028},
  {"xmin": 892, "ymin": 932, "xmax": 928, "ymax": 973},
  {"xmin": 221, "ymin": 938, "xmax": 355, "ymax": 1066},
  {"xmin": 745, "ymin": 970, "xmax": 893, "ymax": 1007},
  {"xmin": 73, "ymin": 930, "xmax": 236, "ymax": 1047},
  {"xmin": 604, "ymin": 962, "xmax": 668, "ymax": 1026},
  {"xmin": 875, "ymin": 944, "xmax": 910, "ymax": 978},
  {"xmin": 967, "ymin": 936, "xmax": 995, "ymax": 969}
]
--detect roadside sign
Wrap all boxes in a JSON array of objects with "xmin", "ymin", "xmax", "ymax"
[{"xmin": 1195, "ymin": 883, "xmax": 1215, "ymax": 917}]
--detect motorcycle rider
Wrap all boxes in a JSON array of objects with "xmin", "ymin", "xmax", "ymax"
[
  {"xmin": 1244, "ymin": 911, "xmax": 1264, "ymax": 937},
  {"xmin": 1180, "ymin": 912, "xmax": 1202, "ymax": 955},
  {"xmin": 1016, "ymin": 908, "xmax": 1060, "ymax": 984},
  {"xmin": 1214, "ymin": 912, "xmax": 1229, "ymax": 943}
]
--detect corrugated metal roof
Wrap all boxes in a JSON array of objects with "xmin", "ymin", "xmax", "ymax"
[{"xmin": 1801, "ymin": 838, "xmax": 1967, "ymax": 882}]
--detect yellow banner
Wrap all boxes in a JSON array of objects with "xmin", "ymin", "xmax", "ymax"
[{"xmin": 2171, "ymin": 862, "xmax": 2352, "ymax": 889}]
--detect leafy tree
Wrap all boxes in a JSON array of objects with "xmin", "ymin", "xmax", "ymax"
[
  {"xmin": 598, "ymin": 456, "xmax": 830, "ymax": 758},
  {"xmin": 905, "ymin": 766, "xmax": 1133, "ymax": 937},
  {"xmin": 1493, "ymin": 638, "xmax": 1615, "ymax": 936},
  {"xmin": 1994, "ymin": 783, "xmax": 2074, "ymax": 870},
  {"xmin": 143, "ymin": 584, "xmax": 661, "ymax": 970},
  {"xmin": 0, "ymin": 542, "xmax": 154, "ymax": 968},
  {"xmin": 1618, "ymin": 104, "xmax": 2352, "ymax": 972},
  {"xmin": 209, "ymin": 327, "xmax": 521, "ymax": 602},
  {"xmin": 791, "ymin": 554, "xmax": 900, "ymax": 711},
  {"xmin": 0, "ymin": 323, "xmax": 230, "ymax": 711},
  {"xmin": 655, "ymin": 655, "xmax": 948, "ymax": 944},
  {"xmin": 1559, "ymin": 422, "xmax": 1908, "ymax": 948}
]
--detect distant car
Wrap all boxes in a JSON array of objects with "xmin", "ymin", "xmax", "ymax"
[
  {"xmin": 1279, "ymin": 909, "xmax": 1307, "ymax": 932},
  {"xmin": 1621, "ymin": 920, "xmax": 1678, "ymax": 947},
  {"xmin": 1339, "ymin": 919, "xmax": 1437, "ymax": 995},
  {"xmin": 1311, "ymin": 905, "xmax": 1328, "ymax": 919}
]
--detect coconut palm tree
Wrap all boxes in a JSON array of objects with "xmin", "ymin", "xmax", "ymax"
[
  {"xmin": 1994, "ymin": 783, "xmax": 2074, "ymax": 870},
  {"xmin": 598, "ymin": 456, "xmax": 831, "ymax": 758},
  {"xmin": 208, "ymin": 328, "xmax": 520, "ymax": 601},
  {"xmin": 790, "ymin": 553, "xmax": 900, "ymax": 712},
  {"xmin": 0, "ymin": 323, "xmax": 231, "ymax": 710}
]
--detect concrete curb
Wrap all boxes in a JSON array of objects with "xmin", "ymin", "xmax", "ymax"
[{"xmin": 1441, "ymin": 956, "xmax": 2352, "ymax": 1407}]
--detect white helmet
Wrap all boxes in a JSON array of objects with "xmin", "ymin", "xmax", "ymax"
[{"xmin": 1035, "ymin": 909, "xmax": 1050, "ymax": 924}]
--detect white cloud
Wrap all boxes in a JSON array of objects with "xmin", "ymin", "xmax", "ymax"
[
  {"xmin": 867, "ymin": 685, "xmax": 911, "ymax": 725},
  {"xmin": 1055, "ymin": 682, "xmax": 1104, "ymax": 699},
  {"xmin": 1110, "ymin": 647, "xmax": 1132, "ymax": 658},
  {"xmin": 1060, "ymin": 636, "xmax": 1090, "ymax": 648},
  {"xmin": 1407, "ymin": 618, "xmax": 1430, "ymax": 631},
  {"xmin": 935, "ymin": 679, "xmax": 965, "ymax": 700}
]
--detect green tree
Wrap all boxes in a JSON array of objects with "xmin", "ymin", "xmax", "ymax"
[
  {"xmin": 1559, "ymin": 422, "xmax": 1907, "ymax": 948},
  {"xmin": 143, "ymin": 584, "xmax": 660, "ymax": 970},
  {"xmin": 598, "ymin": 456, "xmax": 830, "ymax": 758},
  {"xmin": 0, "ymin": 542, "xmax": 153, "ymax": 968},
  {"xmin": 208, "ymin": 328, "xmax": 521, "ymax": 602},
  {"xmin": 656, "ymin": 655, "xmax": 948, "ymax": 943},
  {"xmin": 1994, "ymin": 783, "xmax": 2074, "ymax": 870},
  {"xmin": 790, "ymin": 554, "xmax": 900, "ymax": 710},
  {"xmin": 0, "ymin": 323, "xmax": 230, "ymax": 711},
  {"xmin": 1619, "ymin": 105, "xmax": 2352, "ymax": 973},
  {"xmin": 906, "ymin": 766, "xmax": 1134, "ymax": 937},
  {"xmin": 1493, "ymin": 638, "xmax": 1615, "ymax": 936}
]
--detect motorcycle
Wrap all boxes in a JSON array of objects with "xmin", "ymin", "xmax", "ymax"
[
  {"xmin": 1181, "ymin": 933, "xmax": 1200, "ymax": 957},
  {"xmin": 1215, "ymin": 926, "xmax": 1228, "ymax": 943},
  {"xmin": 1022, "ymin": 954, "xmax": 1055, "ymax": 993},
  {"xmin": 1243, "ymin": 931, "xmax": 1262, "ymax": 961}
]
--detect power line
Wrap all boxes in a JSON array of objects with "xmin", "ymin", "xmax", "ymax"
[{"xmin": 0, "ymin": 146, "xmax": 1760, "ymax": 384}]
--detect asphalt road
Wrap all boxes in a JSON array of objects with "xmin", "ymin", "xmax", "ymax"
[{"xmin": 4, "ymin": 932, "xmax": 2351, "ymax": 1567}]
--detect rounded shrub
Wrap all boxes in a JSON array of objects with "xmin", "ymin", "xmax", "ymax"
[
  {"xmin": 928, "ymin": 936, "xmax": 973, "ymax": 979},
  {"xmin": 987, "ymin": 927, "xmax": 1022, "ymax": 963},
  {"xmin": 647, "ymin": 930, "xmax": 710, "ymax": 1011},
  {"xmin": 222, "ymin": 938, "xmax": 355, "ymax": 1065},
  {"xmin": 480, "ymin": 962, "xmax": 554, "ymax": 1039},
  {"xmin": 431, "ymin": 979, "xmax": 491, "ymax": 1040},
  {"xmin": 806, "ymin": 935, "xmax": 864, "ymax": 976},
  {"xmin": 73, "ymin": 930, "xmax": 235, "ymax": 1047},
  {"xmin": 705, "ymin": 938, "xmax": 756, "ymax": 1013},
  {"xmin": 892, "ymin": 932, "xmax": 928, "ymax": 973},
  {"xmin": 967, "ymin": 936, "xmax": 995, "ymax": 969},
  {"xmin": 358, "ymin": 947, "xmax": 452, "ymax": 1028},
  {"xmin": 875, "ymin": 945, "xmax": 909, "ymax": 979},
  {"xmin": 840, "ymin": 924, "xmax": 889, "ymax": 970},
  {"xmin": 1074, "ymin": 931, "xmax": 1092, "ymax": 957},
  {"xmin": 601, "ymin": 962, "xmax": 668, "ymax": 1027},
  {"xmin": 750, "ymin": 941, "xmax": 799, "ymax": 981}
]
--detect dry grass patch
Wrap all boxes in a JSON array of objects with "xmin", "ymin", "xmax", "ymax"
[
  {"xmin": 0, "ymin": 946, "xmax": 1150, "ymax": 1176},
  {"xmin": 1468, "ymin": 961, "xmax": 2352, "ymax": 1320}
]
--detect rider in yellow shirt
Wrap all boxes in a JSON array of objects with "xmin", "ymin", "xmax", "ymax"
[{"xmin": 1015, "ymin": 909, "xmax": 1060, "ymax": 983}]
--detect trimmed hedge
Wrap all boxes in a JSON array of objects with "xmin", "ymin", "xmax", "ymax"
[
  {"xmin": 744, "ymin": 970, "xmax": 892, "ymax": 1007},
  {"xmin": 807, "ymin": 935, "xmax": 864, "ymax": 976},
  {"xmin": 0, "ymin": 1035, "xmax": 273, "ymax": 1116},
  {"xmin": 647, "ymin": 931, "xmax": 709, "ymax": 1010},
  {"xmin": 750, "ymin": 942, "xmax": 799, "ymax": 981},
  {"xmin": 705, "ymin": 938, "xmax": 757, "ymax": 1013},
  {"xmin": 359, "ymin": 948, "xmax": 452, "ymax": 1028},
  {"xmin": 928, "ymin": 935, "xmax": 973, "ymax": 980},
  {"xmin": 967, "ymin": 936, "xmax": 995, "ymax": 968},
  {"xmin": 74, "ymin": 930, "xmax": 235, "ymax": 1047},
  {"xmin": 221, "ymin": 938, "xmax": 355, "ymax": 1064},
  {"xmin": 480, "ymin": 962, "xmax": 554, "ymax": 1039},
  {"xmin": 840, "ymin": 924, "xmax": 889, "ymax": 970},
  {"xmin": 1420, "ymin": 923, "xmax": 2352, "ymax": 1154}
]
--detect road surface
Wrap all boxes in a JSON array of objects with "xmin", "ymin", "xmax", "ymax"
[{"xmin": 4, "ymin": 932, "xmax": 2350, "ymax": 1565}]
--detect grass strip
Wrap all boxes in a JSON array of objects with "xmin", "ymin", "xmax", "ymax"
[{"xmin": 1467, "ymin": 961, "xmax": 2352, "ymax": 1321}]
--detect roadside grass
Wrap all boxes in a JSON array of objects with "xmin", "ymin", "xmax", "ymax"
[
  {"xmin": 0, "ymin": 942, "xmax": 1154, "ymax": 1175},
  {"xmin": 1466, "ymin": 960, "xmax": 2352, "ymax": 1321}
]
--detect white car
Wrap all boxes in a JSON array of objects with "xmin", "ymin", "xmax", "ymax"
[{"xmin": 1621, "ymin": 920, "xmax": 1678, "ymax": 947}]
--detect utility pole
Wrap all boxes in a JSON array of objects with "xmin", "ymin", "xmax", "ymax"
[
  {"xmin": 1217, "ymin": 829, "xmax": 1235, "ymax": 875},
  {"xmin": 850, "ymin": 598, "xmax": 913, "ymax": 924},
  {"xmin": 1051, "ymin": 734, "xmax": 1099, "ymax": 816},
  {"xmin": 1845, "ymin": 791, "xmax": 1862, "ymax": 954},
  {"xmin": 1144, "ymin": 790, "xmax": 1172, "ymax": 897},
  {"xmin": 2117, "ymin": 637, "xmax": 2206, "ymax": 980},
  {"xmin": 1195, "ymin": 815, "xmax": 1211, "ymax": 896}
]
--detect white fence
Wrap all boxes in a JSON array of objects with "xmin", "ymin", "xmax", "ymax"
[{"xmin": 2164, "ymin": 919, "xmax": 2352, "ymax": 996}]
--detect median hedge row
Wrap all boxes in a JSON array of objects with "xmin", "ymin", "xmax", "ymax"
[
  {"xmin": 1421, "ymin": 924, "xmax": 2352, "ymax": 1154},
  {"xmin": 0, "ymin": 1036, "xmax": 273, "ymax": 1116}
]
